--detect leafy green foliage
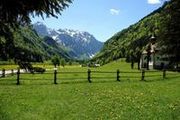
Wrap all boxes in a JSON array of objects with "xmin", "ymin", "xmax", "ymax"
[
  {"xmin": 60, "ymin": 58, "xmax": 66, "ymax": 67},
  {"xmin": 0, "ymin": 0, "xmax": 72, "ymax": 34},
  {"xmin": 32, "ymin": 67, "xmax": 46, "ymax": 73},
  {"xmin": 51, "ymin": 55, "xmax": 60, "ymax": 67}
]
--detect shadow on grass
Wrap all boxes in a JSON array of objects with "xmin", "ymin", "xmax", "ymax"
[
  {"xmin": 0, "ymin": 82, "xmax": 17, "ymax": 86},
  {"xmin": 140, "ymin": 79, "xmax": 162, "ymax": 83},
  {"xmin": 165, "ymin": 76, "xmax": 180, "ymax": 80},
  {"xmin": 140, "ymin": 76, "xmax": 180, "ymax": 83},
  {"xmin": 0, "ymin": 79, "xmax": 119, "ymax": 86},
  {"xmin": 60, "ymin": 80, "xmax": 89, "ymax": 85},
  {"xmin": 0, "ymin": 78, "xmax": 16, "ymax": 86}
]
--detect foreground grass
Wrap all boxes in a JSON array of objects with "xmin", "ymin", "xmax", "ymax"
[{"xmin": 0, "ymin": 60, "xmax": 180, "ymax": 120}]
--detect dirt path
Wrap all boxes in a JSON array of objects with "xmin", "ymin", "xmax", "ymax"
[{"xmin": 0, "ymin": 69, "xmax": 26, "ymax": 77}]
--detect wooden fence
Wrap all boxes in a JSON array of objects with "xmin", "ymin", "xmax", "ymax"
[{"xmin": 0, "ymin": 68, "xmax": 173, "ymax": 85}]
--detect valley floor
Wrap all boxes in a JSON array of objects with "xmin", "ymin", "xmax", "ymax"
[{"xmin": 0, "ymin": 60, "xmax": 180, "ymax": 120}]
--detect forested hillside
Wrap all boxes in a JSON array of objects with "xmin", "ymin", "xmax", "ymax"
[
  {"xmin": 0, "ymin": 26, "xmax": 71, "ymax": 62},
  {"xmin": 92, "ymin": 2, "xmax": 169, "ymax": 65}
]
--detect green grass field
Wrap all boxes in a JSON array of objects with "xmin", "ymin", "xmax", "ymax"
[{"xmin": 0, "ymin": 60, "xmax": 180, "ymax": 120}]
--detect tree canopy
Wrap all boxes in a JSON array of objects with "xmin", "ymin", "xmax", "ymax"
[
  {"xmin": 0, "ymin": 0, "xmax": 72, "ymax": 27},
  {"xmin": 0, "ymin": 0, "xmax": 72, "ymax": 61},
  {"xmin": 51, "ymin": 55, "xmax": 60, "ymax": 67}
]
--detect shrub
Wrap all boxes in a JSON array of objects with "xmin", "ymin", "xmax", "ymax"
[{"xmin": 33, "ymin": 67, "xmax": 46, "ymax": 73}]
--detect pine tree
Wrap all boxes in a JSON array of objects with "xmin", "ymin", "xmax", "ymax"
[{"xmin": 0, "ymin": 0, "xmax": 72, "ymax": 60}]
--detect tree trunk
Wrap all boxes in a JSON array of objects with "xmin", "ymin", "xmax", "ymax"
[{"xmin": 131, "ymin": 61, "xmax": 134, "ymax": 69}]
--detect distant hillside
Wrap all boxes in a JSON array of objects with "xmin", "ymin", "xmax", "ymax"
[
  {"xmin": 0, "ymin": 26, "xmax": 72, "ymax": 62},
  {"xmin": 33, "ymin": 22, "xmax": 103, "ymax": 60},
  {"xmin": 41, "ymin": 36, "xmax": 72, "ymax": 59},
  {"xmin": 92, "ymin": 2, "xmax": 169, "ymax": 65}
]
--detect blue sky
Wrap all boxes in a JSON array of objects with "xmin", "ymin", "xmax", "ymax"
[{"xmin": 31, "ymin": 0, "xmax": 167, "ymax": 42}]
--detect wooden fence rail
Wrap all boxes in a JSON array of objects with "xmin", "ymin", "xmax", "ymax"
[{"xmin": 0, "ymin": 68, "xmax": 172, "ymax": 85}]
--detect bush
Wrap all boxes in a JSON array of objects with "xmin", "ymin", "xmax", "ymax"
[
  {"xmin": 33, "ymin": 67, "xmax": 46, "ymax": 73},
  {"xmin": 51, "ymin": 56, "xmax": 60, "ymax": 67}
]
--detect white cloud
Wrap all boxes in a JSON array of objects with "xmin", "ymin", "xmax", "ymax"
[
  {"xmin": 110, "ymin": 9, "xmax": 120, "ymax": 15},
  {"xmin": 148, "ymin": 0, "xmax": 161, "ymax": 4}
]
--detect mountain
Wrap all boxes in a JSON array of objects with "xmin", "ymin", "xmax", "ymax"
[
  {"xmin": 33, "ymin": 22, "xmax": 103, "ymax": 60},
  {"xmin": 41, "ymin": 36, "xmax": 72, "ymax": 59},
  {"xmin": 0, "ymin": 25, "xmax": 72, "ymax": 61},
  {"xmin": 91, "ymin": 1, "xmax": 169, "ymax": 65}
]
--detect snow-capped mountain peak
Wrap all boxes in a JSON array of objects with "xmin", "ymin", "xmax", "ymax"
[{"xmin": 33, "ymin": 22, "xmax": 103, "ymax": 59}]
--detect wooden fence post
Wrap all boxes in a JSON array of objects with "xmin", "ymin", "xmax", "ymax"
[
  {"xmin": 2, "ymin": 69, "xmax": 5, "ymax": 77},
  {"xmin": 141, "ymin": 69, "xmax": 145, "ymax": 81},
  {"xmin": 88, "ymin": 69, "xmax": 91, "ymax": 83},
  {"xmin": 54, "ymin": 68, "xmax": 57, "ymax": 84},
  {"xmin": 163, "ymin": 69, "xmax": 166, "ymax": 79},
  {"xmin": 117, "ymin": 69, "xmax": 120, "ymax": 81},
  {"xmin": 17, "ymin": 69, "xmax": 20, "ymax": 85}
]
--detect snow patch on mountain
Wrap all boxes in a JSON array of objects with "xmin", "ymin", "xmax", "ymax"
[
  {"xmin": 33, "ymin": 22, "xmax": 103, "ymax": 59},
  {"xmin": 52, "ymin": 35, "xmax": 58, "ymax": 40}
]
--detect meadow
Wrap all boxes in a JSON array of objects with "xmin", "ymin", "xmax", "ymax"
[{"xmin": 0, "ymin": 60, "xmax": 180, "ymax": 120}]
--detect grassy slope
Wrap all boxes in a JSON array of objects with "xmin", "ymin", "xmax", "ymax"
[{"xmin": 0, "ymin": 60, "xmax": 180, "ymax": 120}]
